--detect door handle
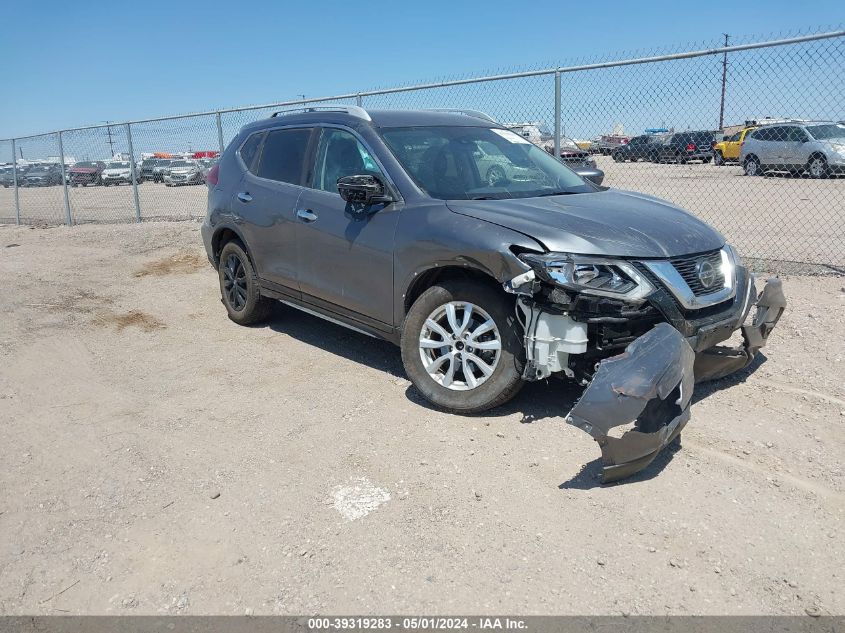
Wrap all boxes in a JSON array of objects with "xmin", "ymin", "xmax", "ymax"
[
  {"xmin": 237, "ymin": 192, "xmax": 252, "ymax": 203},
  {"xmin": 296, "ymin": 208, "xmax": 318, "ymax": 223}
]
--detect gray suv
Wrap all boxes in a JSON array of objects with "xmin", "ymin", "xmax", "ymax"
[
  {"xmin": 202, "ymin": 107, "xmax": 785, "ymax": 482},
  {"xmin": 740, "ymin": 121, "xmax": 845, "ymax": 178}
]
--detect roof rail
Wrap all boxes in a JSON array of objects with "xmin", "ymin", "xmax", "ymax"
[
  {"xmin": 271, "ymin": 105, "xmax": 371, "ymax": 121},
  {"xmin": 426, "ymin": 109, "xmax": 498, "ymax": 123}
]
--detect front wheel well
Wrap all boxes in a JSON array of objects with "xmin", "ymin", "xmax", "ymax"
[
  {"xmin": 808, "ymin": 151, "xmax": 828, "ymax": 162},
  {"xmin": 403, "ymin": 265, "xmax": 501, "ymax": 316}
]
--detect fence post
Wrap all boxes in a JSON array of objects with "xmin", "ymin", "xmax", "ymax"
[
  {"xmin": 356, "ymin": 93, "xmax": 363, "ymax": 107},
  {"xmin": 57, "ymin": 131, "xmax": 72, "ymax": 226},
  {"xmin": 126, "ymin": 123, "xmax": 142, "ymax": 223},
  {"xmin": 11, "ymin": 139, "xmax": 20, "ymax": 225},
  {"xmin": 216, "ymin": 112, "xmax": 224, "ymax": 154},
  {"xmin": 553, "ymin": 70, "xmax": 561, "ymax": 159}
]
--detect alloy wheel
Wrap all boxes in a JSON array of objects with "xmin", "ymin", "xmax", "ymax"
[
  {"xmin": 222, "ymin": 253, "xmax": 248, "ymax": 311},
  {"xmin": 419, "ymin": 302, "xmax": 502, "ymax": 391}
]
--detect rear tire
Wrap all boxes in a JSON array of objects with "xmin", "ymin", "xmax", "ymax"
[
  {"xmin": 218, "ymin": 240, "xmax": 273, "ymax": 325},
  {"xmin": 612, "ymin": 152, "xmax": 623, "ymax": 162},
  {"xmin": 743, "ymin": 155, "xmax": 761, "ymax": 176},
  {"xmin": 401, "ymin": 280, "xmax": 524, "ymax": 414}
]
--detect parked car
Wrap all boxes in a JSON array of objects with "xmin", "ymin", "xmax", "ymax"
[
  {"xmin": 22, "ymin": 163, "xmax": 63, "ymax": 186},
  {"xmin": 201, "ymin": 107, "xmax": 786, "ymax": 482},
  {"xmin": 0, "ymin": 165, "xmax": 30, "ymax": 187},
  {"xmin": 100, "ymin": 161, "xmax": 138, "ymax": 186},
  {"xmin": 69, "ymin": 161, "xmax": 106, "ymax": 187},
  {"xmin": 198, "ymin": 158, "xmax": 218, "ymax": 183},
  {"xmin": 152, "ymin": 159, "xmax": 174, "ymax": 182},
  {"xmin": 652, "ymin": 131, "xmax": 715, "ymax": 163},
  {"xmin": 739, "ymin": 121, "xmax": 845, "ymax": 178},
  {"xmin": 712, "ymin": 127, "xmax": 757, "ymax": 165},
  {"xmin": 611, "ymin": 134, "xmax": 665, "ymax": 162},
  {"xmin": 164, "ymin": 160, "xmax": 204, "ymax": 186},
  {"xmin": 138, "ymin": 158, "xmax": 156, "ymax": 182},
  {"xmin": 591, "ymin": 134, "xmax": 630, "ymax": 155}
]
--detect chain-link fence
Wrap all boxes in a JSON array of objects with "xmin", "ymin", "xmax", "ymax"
[{"xmin": 1, "ymin": 29, "xmax": 842, "ymax": 266}]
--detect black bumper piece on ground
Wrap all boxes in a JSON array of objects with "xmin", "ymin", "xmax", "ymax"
[
  {"xmin": 565, "ymin": 278, "xmax": 786, "ymax": 483},
  {"xmin": 566, "ymin": 323, "xmax": 695, "ymax": 483}
]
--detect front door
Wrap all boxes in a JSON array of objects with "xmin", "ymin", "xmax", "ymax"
[{"xmin": 294, "ymin": 127, "xmax": 399, "ymax": 327}]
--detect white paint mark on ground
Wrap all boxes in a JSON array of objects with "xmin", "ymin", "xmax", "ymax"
[{"xmin": 332, "ymin": 477, "xmax": 391, "ymax": 521}]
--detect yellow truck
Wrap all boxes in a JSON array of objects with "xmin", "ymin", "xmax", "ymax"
[{"xmin": 713, "ymin": 127, "xmax": 757, "ymax": 165}]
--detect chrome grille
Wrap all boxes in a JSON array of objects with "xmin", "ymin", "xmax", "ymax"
[{"xmin": 669, "ymin": 250, "xmax": 724, "ymax": 296}]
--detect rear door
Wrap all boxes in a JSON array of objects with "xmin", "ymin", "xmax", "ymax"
[
  {"xmin": 233, "ymin": 127, "xmax": 314, "ymax": 294},
  {"xmin": 294, "ymin": 126, "xmax": 400, "ymax": 327},
  {"xmin": 759, "ymin": 127, "xmax": 782, "ymax": 165}
]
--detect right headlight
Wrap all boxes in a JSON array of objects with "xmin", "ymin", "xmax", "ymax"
[{"xmin": 519, "ymin": 253, "xmax": 655, "ymax": 302}]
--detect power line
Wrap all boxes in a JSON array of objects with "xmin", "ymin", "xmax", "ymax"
[
  {"xmin": 104, "ymin": 121, "xmax": 115, "ymax": 156},
  {"xmin": 719, "ymin": 33, "xmax": 730, "ymax": 130}
]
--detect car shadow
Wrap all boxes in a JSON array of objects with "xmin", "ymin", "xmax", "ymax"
[
  {"xmin": 261, "ymin": 302, "xmax": 768, "ymax": 487},
  {"xmin": 559, "ymin": 440, "xmax": 684, "ymax": 490}
]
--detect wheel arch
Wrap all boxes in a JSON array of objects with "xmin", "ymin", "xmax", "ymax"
[
  {"xmin": 403, "ymin": 263, "xmax": 503, "ymax": 318},
  {"xmin": 211, "ymin": 224, "xmax": 250, "ymax": 267}
]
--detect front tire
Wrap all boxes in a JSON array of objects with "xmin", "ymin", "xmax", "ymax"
[
  {"xmin": 807, "ymin": 155, "xmax": 828, "ymax": 179},
  {"xmin": 401, "ymin": 280, "xmax": 524, "ymax": 413},
  {"xmin": 218, "ymin": 241, "xmax": 273, "ymax": 325}
]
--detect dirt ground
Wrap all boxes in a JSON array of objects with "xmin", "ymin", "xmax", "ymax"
[
  {"xmin": 0, "ymin": 221, "xmax": 843, "ymax": 616},
  {"xmin": 1, "ymin": 155, "xmax": 843, "ymax": 267}
]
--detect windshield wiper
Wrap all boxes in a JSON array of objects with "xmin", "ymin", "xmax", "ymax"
[
  {"xmin": 535, "ymin": 190, "xmax": 579, "ymax": 197},
  {"xmin": 470, "ymin": 195, "xmax": 500, "ymax": 200}
]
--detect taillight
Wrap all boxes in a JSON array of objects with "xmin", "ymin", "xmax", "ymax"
[
  {"xmin": 207, "ymin": 164, "xmax": 219, "ymax": 186},
  {"xmin": 686, "ymin": 143, "xmax": 696, "ymax": 151}
]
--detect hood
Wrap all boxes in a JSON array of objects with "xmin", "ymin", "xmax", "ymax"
[
  {"xmin": 70, "ymin": 166, "xmax": 98, "ymax": 174},
  {"xmin": 447, "ymin": 189, "xmax": 725, "ymax": 258},
  {"xmin": 103, "ymin": 168, "xmax": 130, "ymax": 175}
]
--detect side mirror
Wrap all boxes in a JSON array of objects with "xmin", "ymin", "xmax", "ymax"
[{"xmin": 337, "ymin": 174, "xmax": 393, "ymax": 205}]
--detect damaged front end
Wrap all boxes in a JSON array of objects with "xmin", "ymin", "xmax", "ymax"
[
  {"xmin": 508, "ymin": 251, "xmax": 786, "ymax": 483},
  {"xmin": 567, "ymin": 323, "xmax": 694, "ymax": 483},
  {"xmin": 693, "ymin": 277, "xmax": 787, "ymax": 383}
]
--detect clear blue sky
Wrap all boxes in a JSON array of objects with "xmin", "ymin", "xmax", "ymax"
[{"xmin": 1, "ymin": 0, "xmax": 842, "ymax": 139}]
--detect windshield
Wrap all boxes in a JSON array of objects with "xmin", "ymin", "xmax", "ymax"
[
  {"xmin": 106, "ymin": 162, "xmax": 129, "ymax": 169},
  {"xmin": 380, "ymin": 126, "xmax": 590, "ymax": 200},
  {"xmin": 806, "ymin": 123, "xmax": 845, "ymax": 140},
  {"xmin": 75, "ymin": 162, "xmax": 97, "ymax": 168}
]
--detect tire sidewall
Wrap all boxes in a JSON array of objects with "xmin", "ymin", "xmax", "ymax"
[
  {"xmin": 400, "ymin": 281, "xmax": 524, "ymax": 413},
  {"xmin": 218, "ymin": 241, "xmax": 266, "ymax": 325}
]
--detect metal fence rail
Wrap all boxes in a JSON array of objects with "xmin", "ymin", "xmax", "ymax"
[{"xmin": 1, "ymin": 28, "xmax": 843, "ymax": 266}]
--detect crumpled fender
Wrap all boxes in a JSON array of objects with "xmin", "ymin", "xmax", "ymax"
[
  {"xmin": 694, "ymin": 277, "xmax": 787, "ymax": 383},
  {"xmin": 566, "ymin": 323, "xmax": 695, "ymax": 483}
]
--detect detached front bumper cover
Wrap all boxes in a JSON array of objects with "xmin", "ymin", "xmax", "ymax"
[
  {"xmin": 694, "ymin": 277, "xmax": 787, "ymax": 382},
  {"xmin": 564, "ymin": 277, "xmax": 786, "ymax": 483},
  {"xmin": 566, "ymin": 323, "xmax": 695, "ymax": 483}
]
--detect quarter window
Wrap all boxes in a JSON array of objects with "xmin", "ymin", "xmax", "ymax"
[
  {"xmin": 256, "ymin": 128, "xmax": 312, "ymax": 184},
  {"xmin": 312, "ymin": 128, "xmax": 384, "ymax": 194},
  {"xmin": 238, "ymin": 133, "xmax": 264, "ymax": 173}
]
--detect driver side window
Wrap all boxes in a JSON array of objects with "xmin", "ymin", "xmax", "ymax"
[{"xmin": 313, "ymin": 128, "xmax": 383, "ymax": 194}]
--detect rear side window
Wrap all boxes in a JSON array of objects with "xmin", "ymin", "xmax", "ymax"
[
  {"xmin": 238, "ymin": 132, "xmax": 264, "ymax": 172},
  {"xmin": 256, "ymin": 128, "xmax": 312, "ymax": 184}
]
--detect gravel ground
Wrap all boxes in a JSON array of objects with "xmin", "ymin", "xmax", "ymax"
[
  {"xmin": 0, "ymin": 221, "xmax": 843, "ymax": 616},
  {"xmin": 0, "ymin": 155, "xmax": 843, "ymax": 267}
]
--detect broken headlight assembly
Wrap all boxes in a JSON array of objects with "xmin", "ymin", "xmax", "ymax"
[{"xmin": 519, "ymin": 253, "xmax": 655, "ymax": 302}]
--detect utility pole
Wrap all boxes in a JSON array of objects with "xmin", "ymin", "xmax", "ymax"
[
  {"xmin": 718, "ymin": 33, "xmax": 730, "ymax": 131},
  {"xmin": 104, "ymin": 121, "xmax": 116, "ymax": 157}
]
